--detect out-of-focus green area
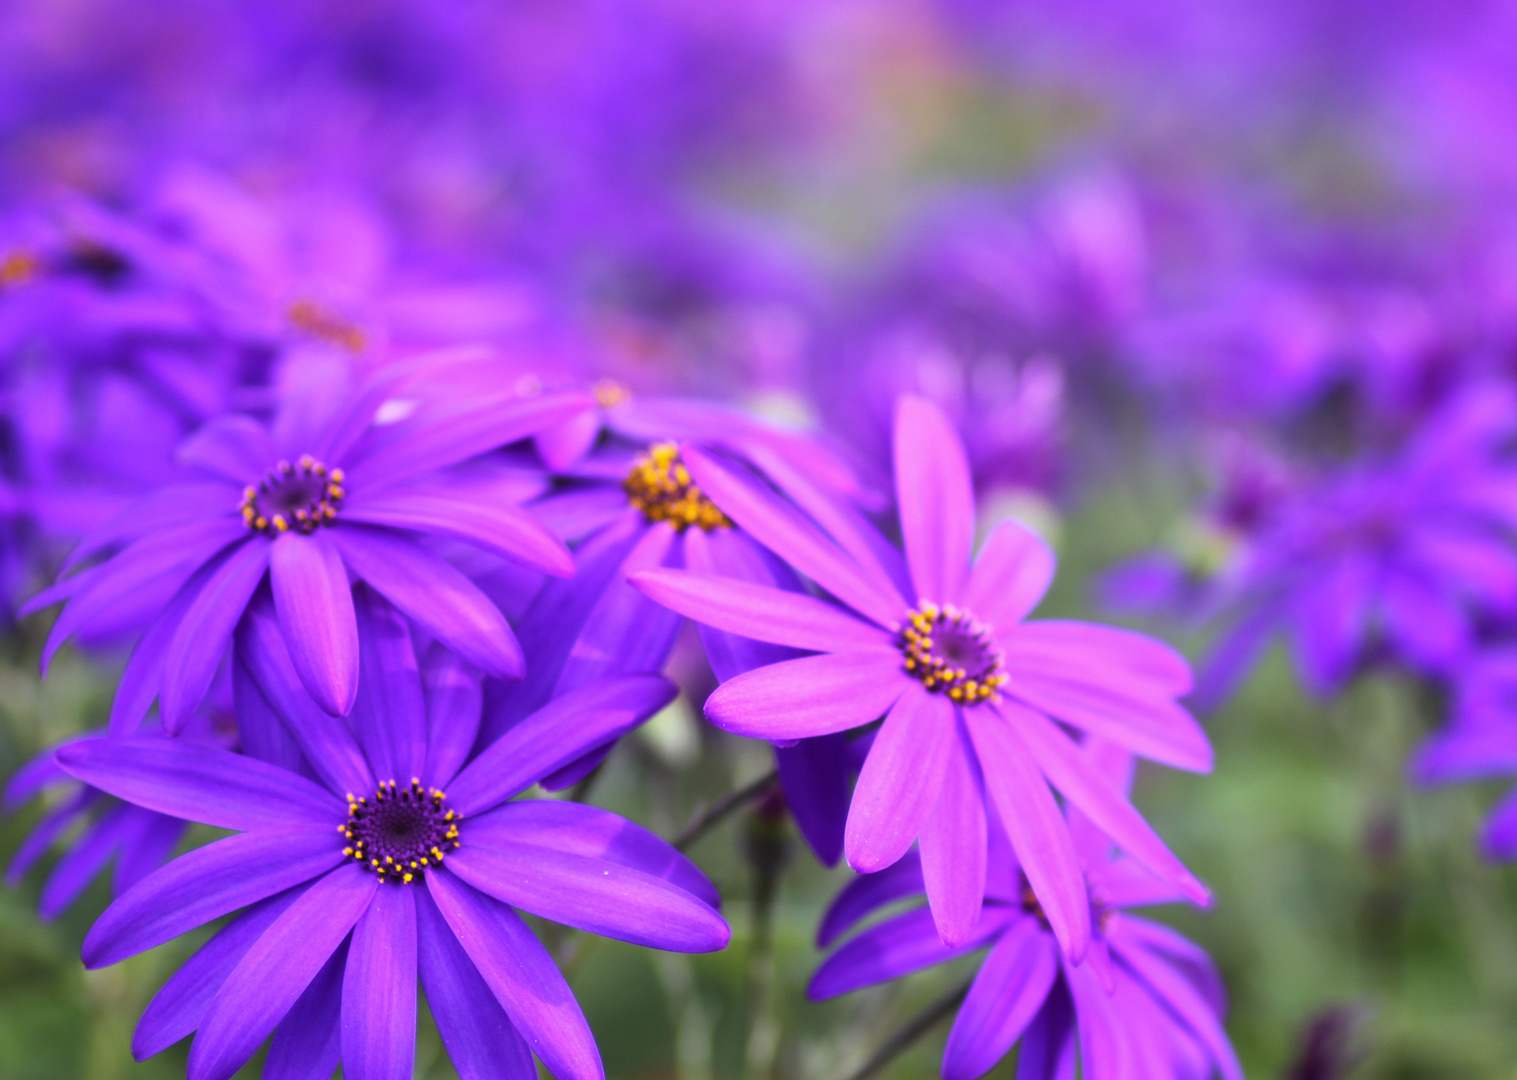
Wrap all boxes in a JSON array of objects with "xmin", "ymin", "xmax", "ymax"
[{"xmin": 3, "ymin": 479, "xmax": 1516, "ymax": 1080}]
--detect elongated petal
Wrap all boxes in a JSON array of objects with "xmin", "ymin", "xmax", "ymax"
[
  {"xmin": 920, "ymin": 721, "xmax": 988, "ymax": 946},
  {"xmin": 421, "ymin": 644, "xmax": 483, "ymax": 789},
  {"xmin": 236, "ymin": 595, "xmax": 374, "ymax": 796},
  {"xmin": 6, "ymin": 790, "xmax": 94, "ymax": 886},
  {"xmin": 808, "ymin": 905, "xmax": 1014, "ymax": 1000},
  {"xmin": 1002, "ymin": 620, "xmax": 1191, "ymax": 696},
  {"xmin": 960, "ymin": 520, "xmax": 1056, "ymax": 631},
  {"xmin": 683, "ymin": 446, "xmax": 901, "ymax": 626},
  {"xmin": 1113, "ymin": 937, "xmax": 1243, "ymax": 1080},
  {"xmin": 350, "ymin": 587, "xmax": 427, "ymax": 784},
  {"xmin": 109, "ymin": 567, "xmax": 212, "ymax": 735},
  {"xmin": 342, "ymin": 884, "xmax": 417, "ymax": 1080},
  {"xmin": 56, "ymin": 739, "xmax": 337, "ymax": 831},
  {"xmin": 84, "ymin": 828, "xmax": 344, "ymax": 968},
  {"xmin": 270, "ymin": 530, "xmax": 359, "ymax": 718},
  {"xmin": 344, "ymin": 488, "xmax": 573, "ymax": 577},
  {"xmin": 415, "ymin": 888, "xmax": 537, "ymax": 1080},
  {"xmin": 427, "ymin": 871, "xmax": 603, "ymax": 1080},
  {"xmin": 190, "ymin": 865, "xmax": 376, "ymax": 1080},
  {"xmin": 161, "ymin": 539, "xmax": 270, "ymax": 733},
  {"xmin": 705, "ymin": 652, "xmax": 907, "ymax": 740},
  {"xmin": 60, "ymin": 483, "xmax": 245, "ymax": 576},
  {"xmin": 966, "ymin": 709, "xmax": 1090, "ymax": 963},
  {"xmin": 448, "ymin": 840, "xmax": 728, "ymax": 952},
  {"xmin": 467, "ymin": 800, "xmax": 719, "ymax": 909},
  {"xmin": 1004, "ymin": 673, "xmax": 1212, "ymax": 773},
  {"xmin": 894, "ymin": 396, "xmax": 976, "ymax": 604},
  {"xmin": 629, "ymin": 569, "xmax": 892, "ymax": 654},
  {"xmin": 815, "ymin": 851, "xmax": 924, "ymax": 948},
  {"xmin": 232, "ymin": 653, "xmax": 304, "ymax": 772},
  {"xmin": 775, "ymin": 734, "xmax": 851, "ymax": 867},
  {"xmin": 1290, "ymin": 553, "xmax": 1375, "ymax": 696},
  {"xmin": 263, "ymin": 940, "xmax": 347, "ymax": 1080},
  {"xmin": 1009, "ymin": 702, "xmax": 1209, "ymax": 905},
  {"xmin": 1381, "ymin": 567, "xmax": 1469, "ymax": 672},
  {"xmin": 39, "ymin": 805, "xmax": 133, "ymax": 920},
  {"xmin": 1065, "ymin": 957, "xmax": 1131, "ymax": 1080},
  {"xmin": 134, "ymin": 890, "xmax": 305, "ymax": 1060},
  {"xmin": 178, "ymin": 416, "xmax": 278, "ymax": 482},
  {"xmin": 846, "ymin": 684, "xmax": 955, "ymax": 873},
  {"xmin": 943, "ymin": 919, "xmax": 1059, "ymax": 1080},
  {"xmin": 1015, "ymin": 988, "xmax": 1077, "ymax": 1080},
  {"xmin": 332, "ymin": 525, "xmax": 523, "ymax": 679},
  {"xmin": 448, "ymin": 675, "xmax": 676, "ymax": 815}
]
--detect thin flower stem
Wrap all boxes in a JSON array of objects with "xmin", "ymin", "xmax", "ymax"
[
  {"xmin": 842, "ymin": 978, "xmax": 972, "ymax": 1080},
  {"xmin": 673, "ymin": 768, "xmax": 779, "ymax": 852}
]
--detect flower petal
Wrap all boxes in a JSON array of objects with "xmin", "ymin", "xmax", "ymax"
[
  {"xmin": 1004, "ymin": 673, "xmax": 1212, "ymax": 773},
  {"xmin": 894, "ymin": 395, "xmax": 976, "ymax": 604},
  {"xmin": 421, "ymin": 644, "xmax": 483, "ymax": 790},
  {"xmin": 56, "ymin": 738, "xmax": 337, "ymax": 831},
  {"xmin": 231, "ymin": 652, "xmax": 305, "ymax": 772},
  {"xmin": 190, "ymin": 864, "xmax": 376, "ymax": 1080},
  {"xmin": 808, "ymin": 905, "xmax": 1014, "ymax": 1001},
  {"xmin": 960, "ymin": 520, "xmax": 1057, "ymax": 631},
  {"xmin": 263, "ymin": 939, "xmax": 347, "ymax": 1080},
  {"xmin": 815, "ymin": 851, "xmax": 924, "ymax": 948},
  {"xmin": 965, "ymin": 709, "xmax": 1090, "ymax": 963},
  {"xmin": 1002, "ymin": 620, "xmax": 1192, "ymax": 697},
  {"xmin": 942, "ymin": 918, "xmax": 1059, "ymax": 1080},
  {"xmin": 342, "ymin": 883, "xmax": 417, "ymax": 1080},
  {"xmin": 449, "ymin": 676, "xmax": 676, "ymax": 815},
  {"xmin": 845, "ymin": 684, "xmax": 955, "ymax": 873},
  {"xmin": 1013, "ymin": 987, "xmax": 1077, "ymax": 1080},
  {"xmin": 270, "ymin": 530, "xmax": 359, "ymax": 717},
  {"xmin": 177, "ymin": 416, "xmax": 278, "ymax": 483},
  {"xmin": 343, "ymin": 487, "xmax": 574, "ymax": 577},
  {"xmin": 919, "ymin": 721, "xmax": 988, "ymax": 947},
  {"xmin": 775, "ymin": 734, "xmax": 851, "ymax": 868},
  {"xmin": 704, "ymin": 652, "xmax": 907, "ymax": 740},
  {"xmin": 426, "ymin": 871, "xmax": 603, "ymax": 1080},
  {"xmin": 350, "ymin": 587, "xmax": 427, "ymax": 784},
  {"xmin": 83, "ymin": 827, "xmax": 344, "ymax": 969},
  {"xmin": 39, "ymin": 804, "xmax": 134, "ymax": 920},
  {"xmin": 1111, "ymin": 935, "xmax": 1244, "ymax": 1080},
  {"xmin": 1289, "ymin": 553, "xmax": 1376, "ymax": 696},
  {"xmin": 332, "ymin": 524, "xmax": 524, "ymax": 680}
]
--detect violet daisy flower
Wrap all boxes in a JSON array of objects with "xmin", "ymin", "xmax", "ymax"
[
  {"xmin": 631, "ymin": 395, "xmax": 1210, "ymax": 958},
  {"xmin": 811, "ymin": 743, "xmax": 1240, "ymax": 1080},
  {"xmin": 24, "ymin": 353, "xmax": 586, "ymax": 732},
  {"xmin": 56, "ymin": 598, "xmax": 723, "ymax": 1080}
]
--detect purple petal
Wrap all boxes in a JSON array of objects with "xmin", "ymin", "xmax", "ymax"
[
  {"xmin": 815, "ymin": 851, "xmax": 925, "ymax": 948},
  {"xmin": 1380, "ymin": 568, "xmax": 1469, "ymax": 673},
  {"xmin": 231, "ymin": 653, "xmax": 305, "ymax": 772},
  {"xmin": 1003, "ymin": 621, "xmax": 1192, "ymax": 697},
  {"xmin": 629, "ymin": 569, "xmax": 893, "ymax": 655},
  {"xmin": 3, "ymin": 743, "xmax": 72, "ymax": 808},
  {"xmin": 1190, "ymin": 605, "xmax": 1280, "ymax": 715},
  {"xmin": 178, "ymin": 416, "xmax": 277, "ymax": 483},
  {"xmin": 529, "ymin": 489, "xmax": 634, "ymax": 543},
  {"xmin": 808, "ymin": 905, "xmax": 1014, "ymax": 1000},
  {"xmin": 448, "ymin": 675, "xmax": 677, "ymax": 815},
  {"xmin": 966, "ymin": 708, "xmax": 1090, "ymax": 963},
  {"xmin": 845, "ymin": 684, "xmax": 955, "ymax": 873},
  {"xmin": 113, "ymin": 811, "xmax": 189, "ymax": 899},
  {"xmin": 704, "ymin": 652, "xmax": 907, "ymax": 740},
  {"xmin": 1015, "ymin": 988, "xmax": 1077, "ymax": 1080},
  {"xmin": 270, "ymin": 530, "xmax": 359, "ymax": 717},
  {"xmin": 342, "ymin": 883, "xmax": 417, "ymax": 1080},
  {"xmin": 1413, "ymin": 722, "xmax": 1517, "ymax": 785},
  {"xmin": 415, "ymin": 888, "xmax": 537, "ymax": 1080},
  {"xmin": 535, "ymin": 410, "xmax": 603, "ymax": 472},
  {"xmin": 1065, "ymin": 957, "xmax": 1131, "ymax": 1079},
  {"xmin": 344, "ymin": 487, "xmax": 573, "ymax": 577},
  {"xmin": 426, "ymin": 871, "xmax": 603, "ymax": 1080},
  {"xmin": 1112, "ymin": 935, "xmax": 1243, "ymax": 1080},
  {"xmin": 331, "ymin": 525, "xmax": 524, "ymax": 680},
  {"xmin": 894, "ymin": 395, "xmax": 976, "ymax": 604},
  {"xmin": 1289, "ymin": 553, "xmax": 1376, "ymax": 696},
  {"xmin": 421, "ymin": 644, "xmax": 483, "ymax": 789},
  {"xmin": 190, "ymin": 864, "xmax": 377, "ymax": 1080},
  {"xmin": 83, "ymin": 827, "xmax": 344, "ymax": 969},
  {"xmin": 263, "ymin": 940, "xmax": 347, "ymax": 1080},
  {"xmin": 469, "ymin": 799, "xmax": 719, "ymax": 909},
  {"xmin": 775, "ymin": 735, "xmax": 851, "ymax": 867},
  {"xmin": 39, "ymin": 804, "xmax": 134, "ymax": 920},
  {"xmin": 161, "ymin": 538, "xmax": 270, "ymax": 733},
  {"xmin": 60, "ymin": 483, "xmax": 245, "ymax": 576},
  {"xmin": 109, "ymin": 569, "xmax": 210, "ymax": 735},
  {"xmin": 1009, "ymin": 701, "xmax": 1209, "ymax": 906},
  {"xmin": 1481, "ymin": 787, "xmax": 1517, "ymax": 858},
  {"xmin": 942, "ymin": 918, "xmax": 1059, "ymax": 1080},
  {"xmin": 919, "ymin": 721, "xmax": 987, "ymax": 946},
  {"xmin": 7, "ymin": 790, "xmax": 94, "ymax": 886},
  {"xmin": 56, "ymin": 738, "xmax": 337, "ymax": 831},
  {"xmin": 683, "ymin": 445, "xmax": 903, "ymax": 627},
  {"xmin": 960, "ymin": 521, "xmax": 1056, "ymax": 631},
  {"xmin": 235, "ymin": 594, "xmax": 374, "ymax": 796},
  {"xmin": 351, "ymin": 587, "xmax": 427, "ymax": 784},
  {"xmin": 1004, "ymin": 673, "xmax": 1212, "ymax": 773}
]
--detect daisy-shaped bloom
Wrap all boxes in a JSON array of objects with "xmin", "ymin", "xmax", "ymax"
[
  {"xmin": 25, "ymin": 353, "xmax": 586, "ymax": 733},
  {"xmin": 1414, "ymin": 645, "xmax": 1517, "ymax": 859},
  {"xmin": 811, "ymin": 744, "xmax": 1240, "ymax": 1080},
  {"xmin": 57, "ymin": 603, "xmax": 723, "ymax": 1080},
  {"xmin": 631, "ymin": 395, "xmax": 1210, "ymax": 958}
]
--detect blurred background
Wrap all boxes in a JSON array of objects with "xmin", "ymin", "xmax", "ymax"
[{"xmin": 5, "ymin": 0, "xmax": 1517, "ymax": 1077}]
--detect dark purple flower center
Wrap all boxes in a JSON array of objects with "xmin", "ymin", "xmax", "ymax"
[
  {"xmin": 623, "ymin": 442, "xmax": 731, "ymax": 532},
  {"xmin": 897, "ymin": 602, "xmax": 1006, "ymax": 705},
  {"xmin": 241, "ymin": 455, "xmax": 345, "ymax": 536},
  {"xmin": 340, "ymin": 779, "xmax": 461, "ymax": 884}
]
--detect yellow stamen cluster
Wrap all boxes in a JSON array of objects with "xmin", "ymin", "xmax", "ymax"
[
  {"xmin": 340, "ymin": 779, "xmax": 461, "ymax": 885},
  {"xmin": 898, "ymin": 602, "xmax": 1007, "ymax": 706},
  {"xmin": 288, "ymin": 299, "xmax": 367, "ymax": 354},
  {"xmin": 240, "ymin": 456, "xmax": 344, "ymax": 535},
  {"xmin": 592, "ymin": 378, "xmax": 630, "ymax": 408},
  {"xmin": 623, "ymin": 442, "xmax": 731, "ymax": 532},
  {"xmin": 0, "ymin": 251, "xmax": 38, "ymax": 287}
]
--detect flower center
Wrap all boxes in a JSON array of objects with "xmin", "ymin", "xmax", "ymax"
[
  {"xmin": 623, "ymin": 442, "xmax": 731, "ymax": 532},
  {"xmin": 240, "ymin": 456, "xmax": 345, "ymax": 536},
  {"xmin": 288, "ymin": 299, "xmax": 367, "ymax": 353},
  {"xmin": 897, "ymin": 602, "xmax": 1006, "ymax": 705},
  {"xmin": 340, "ymin": 779, "xmax": 461, "ymax": 885}
]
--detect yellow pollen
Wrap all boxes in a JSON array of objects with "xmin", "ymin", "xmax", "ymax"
[
  {"xmin": 622, "ymin": 442, "xmax": 731, "ymax": 532},
  {"xmin": 0, "ymin": 251, "xmax": 37, "ymax": 287},
  {"xmin": 288, "ymin": 299, "xmax": 367, "ymax": 353}
]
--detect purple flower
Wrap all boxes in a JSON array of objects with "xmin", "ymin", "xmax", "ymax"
[
  {"xmin": 55, "ymin": 593, "xmax": 724, "ymax": 1080},
  {"xmin": 810, "ymin": 742, "xmax": 1240, "ymax": 1080},
  {"xmin": 631, "ymin": 395, "xmax": 1210, "ymax": 958},
  {"xmin": 24, "ymin": 352, "xmax": 587, "ymax": 732}
]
